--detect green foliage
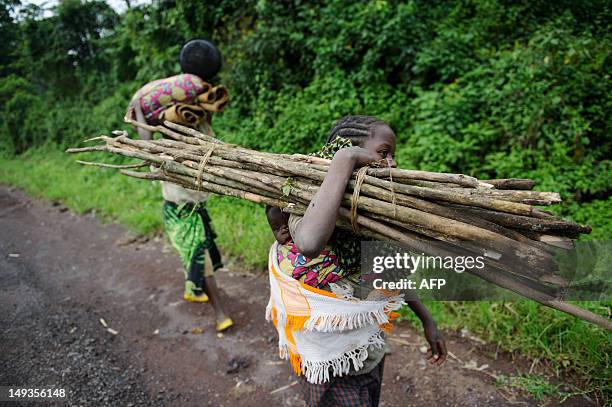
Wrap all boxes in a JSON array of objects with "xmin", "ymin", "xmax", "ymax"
[
  {"xmin": 16, "ymin": 0, "xmax": 118, "ymax": 94},
  {"xmin": 396, "ymin": 20, "xmax": 611, "ymax": 230},
  {"xmin": 0, "ymin": 0, "xmax": 20, "ymax": 76}
]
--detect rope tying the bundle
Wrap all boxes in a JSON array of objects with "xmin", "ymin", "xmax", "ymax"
[
  {"xmin": 387, "ymin": 158, "xmax": 397, "ymax": 218},
  {"xmin": 196, "ymin": 145, "xmax": 216, "ymax": 189},
  {"xmin": 351, "ymin": 166, "xmax": 369, "ymax": 233}
]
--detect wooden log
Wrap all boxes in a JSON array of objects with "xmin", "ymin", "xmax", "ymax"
[
  {"xmin": 361, "ymin": 210, "xmax": 565, "ymax": 286},
  {"xmin": 76, "ymin": 160, "xmax": 147, "ymax": 169},
  {"xmin": 210, "ymin": 147, "xmax": 535, "ymax": 215},
  {"xmin": 80, "ymin": 136, "xmax": 588, "ymax": 241},
  {"xmin": 366, "ymin": 168, "xmax": 479, "ymax": 188},
  {"xmin": 286, "ymin": 178, "xmax": 555, "ymax": 277},
  {"xmin": 340, "ymin": 178, "xmax": 538, "ymax": 243},
  {"xmin": 118, "ymin": 134, "xmax": 539, "ymax": 215},
  {"xmin": 290, "ymin": 155, "xmax": 465, "ymax": 188},
  {"xmin": 344, "ymin": 210, "xmax": 611, "ymax": 331},
  {"xmin": 162, "ymin": 120, "xmax": 226, "ymax": 144},
  {"xmin": 458, "ymin": 188, "xmax": 561, "ymax": 205},
  {"xmin": 482, "ymin": 178, "xmax": 536, "ymax": 190},
  {"xmin": 290, "ymin": 154, "xmax": 478, "ymax": 188},
  {"xmin": 357, "ymin": 174, "xmax": 534, "ymax": 216},
  {"xmin": 121, "ymin": 169, "xmax": 304, "ymax": 214},
  {"xmin": 115, "ymin": 136, "xmax": 295, "ymax": 176},
  {"xmin": 170, "ymin": 163, "xmax": 550, "ymax": 275},
  {"xmin": 182, "ymin": 161, "xmax": 281, "ymax": 196},
  {"xmin": 537, "ymin": 235, "xmax": 575, "ymax": 250},
  {"xmin": 88, "ymin": 138, "xmax": 562, "ymax": 273},
  {"xmin": 448, "ymin": 205, "xmax": 592, "ymax": 235},
  {"xmin": 368, "ymin": 220, "xmax": 565, "ymax": 291},
  {"xmin": 66, "ymin": 145, "xmax": 109, "ymax": 154},
  {"xmin": 150, "ymin": 124, "xmax": 485, "ymax": 192},
  {"xmin": 101, "ymin": 141, "xmax": 279, "ymax": 202}
]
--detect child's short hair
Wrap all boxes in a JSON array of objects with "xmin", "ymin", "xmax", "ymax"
[
  {"xmin": 326, "ymin": 115, "xmax": 386, "ymax": 145},
  {"xmin": 265, "ymin": 205, "xmax": 289, "ymax": 225},
  {"xmin": 179, "ymin": 38, "xmax": 222, "ymax": 80}
]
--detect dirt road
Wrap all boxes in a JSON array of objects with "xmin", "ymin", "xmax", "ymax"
[{"xmin": 0, "ymin": 185, "xmax": 580, "ymax": 406}]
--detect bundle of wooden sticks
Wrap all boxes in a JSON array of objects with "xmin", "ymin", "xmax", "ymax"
[{"xmin": 66, "ymin": 119, "xmax": 610, "ymax": 330}]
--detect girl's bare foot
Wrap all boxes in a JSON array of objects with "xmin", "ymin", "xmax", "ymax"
[{"xmin": 202, "ymin": 275, "xmax": 233, "ymax": 331}]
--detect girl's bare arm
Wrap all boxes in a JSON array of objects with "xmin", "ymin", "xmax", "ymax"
[
  {"xmin": 407, "ymin": 299, "xmax": 447, "ymax": 365},
  {"xmin": 127, "ymin": 95, "xmax": 152, "ymax": 140},
  {"xmin": 293, "ymin": 147, "xmax": 376, "ymax": 257}
]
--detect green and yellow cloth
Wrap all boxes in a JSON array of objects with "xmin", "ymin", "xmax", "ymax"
[{"xmin": 163, "ymin": 201, "xmax": 223, "ymax": 296}]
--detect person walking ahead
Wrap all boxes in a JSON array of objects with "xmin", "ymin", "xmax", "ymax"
[{"xmin": 127, "ymin": 38, "xmax": 233, "ymax": 332}]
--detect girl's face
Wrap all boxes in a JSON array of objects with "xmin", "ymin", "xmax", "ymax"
[{"xmin": 360, "ymin": 124, "xmax": 397, "ymax": 168}]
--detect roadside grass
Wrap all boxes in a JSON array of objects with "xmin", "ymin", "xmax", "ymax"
[
  {"xmin": 0, "ymin": 146, "xmax": 162, "ymax": 235},
  {"xmin": 207, "ymin": 196, "xmax": 274, "ymax": 270},
  {"xmin": 0, "ymin": 146, "xmax": 273, "ymax": 268},
  {"xmin": 399, "ymin": 300, "xmax": 611, "ymax": 401},
  {"xmin": 1, "ymin": 146, "xmax": 610, "ymax": 402},
  {"xmin": 494, "ymin": 374, "xmax": 560, "ymax": 402}
]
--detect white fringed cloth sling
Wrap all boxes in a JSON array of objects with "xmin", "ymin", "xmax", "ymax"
[{"xmin": 266, "ymin": 242, "xmax": 405, "ymax": 384}]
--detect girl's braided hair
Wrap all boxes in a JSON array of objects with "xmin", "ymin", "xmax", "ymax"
[{"xmin": 326, "ymin": 115, "xmax": 387, "ymax": 145}]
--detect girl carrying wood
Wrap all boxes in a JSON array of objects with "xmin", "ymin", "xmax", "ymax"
[{"xmin": 266, "ymin": 115, "xmax": 447, "ymax": 406}]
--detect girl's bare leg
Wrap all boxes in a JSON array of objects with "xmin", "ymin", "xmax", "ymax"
[{"xmin": 202, "ymin": 275, "xmax": 232, "ymax": 331}]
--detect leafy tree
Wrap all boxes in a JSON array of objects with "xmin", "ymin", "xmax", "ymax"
[{"xmin": 0, "ymin": 0, "xmax": 21, "ymax": 76}]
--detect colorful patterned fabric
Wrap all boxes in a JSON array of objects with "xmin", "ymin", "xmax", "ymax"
[
  {"xmin": 136, "ymin": 73, "xmax": 210, "ymax": 124},
  {"xmin": 277, "ymin": 242, "xmax": 344, "ymax": 289},
  {"xmin": 162, "ymin": 201, "xmax": 223, "ymax": 292},
  {"xmin": 299, "ymin": 357, "xmax": 385, "ymax": 407}
]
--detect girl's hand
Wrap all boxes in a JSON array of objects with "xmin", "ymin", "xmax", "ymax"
[
  {"xmin": 334, "ymin": 146, "xmax": 379, "ymax": 169},
  {"xmin": 424, "ymin": 322, "xmax": 447, "ymax": 366}
]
